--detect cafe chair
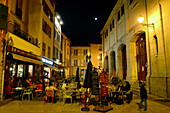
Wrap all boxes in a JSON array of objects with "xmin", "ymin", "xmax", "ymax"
[
  {"xmin": 4, "ymin": 86, "xmax": 16, "ymax": 100},
  {"xmin": 44, "ymin": 90, "xmax": 54, "ymax": 104},
  {"xmin": 63, "ymin": 90, "xmax": 72, "ymax": 105},
  {"xmin": 22, "ymin": 88, "xmax": 33, "ymax": 101}
]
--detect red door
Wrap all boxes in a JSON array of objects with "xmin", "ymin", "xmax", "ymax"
[
  {"xmin": 122, "ymin": 45, "xmax": 127, "ymax": 80},
  {"xmin": 136, "ymin": 34, "xmax": 147, "ymax": 81}
]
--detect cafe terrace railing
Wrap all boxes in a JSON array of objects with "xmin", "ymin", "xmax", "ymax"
[{"xmin": 8, "ymin": 23, "xmax": 39, "ymax": 47}]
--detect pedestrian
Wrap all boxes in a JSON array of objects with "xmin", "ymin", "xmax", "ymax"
[{"xmin": 139, "ymin": 81, "xmax": 147, "ymax": 111}]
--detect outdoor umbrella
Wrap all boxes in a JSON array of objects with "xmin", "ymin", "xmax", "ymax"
[
  {"xmin": 75, "ymin": 67, "xmax": 81, "ymax": 89},
  {"xmin": 81, "ymin": 61, "xmax": 92, "ymax": 111},
  {"xmin": 83, "ymin": 61, "xmax": 92, "ymax": 88}
]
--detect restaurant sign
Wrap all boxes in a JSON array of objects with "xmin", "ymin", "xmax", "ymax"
[
  {"xmin": 6, "ymin": 46, "xmax": 41, "ymax": 60},
  {"xmin": 42, "ymin": 56, "xmax": 53, "ymax": 65}
]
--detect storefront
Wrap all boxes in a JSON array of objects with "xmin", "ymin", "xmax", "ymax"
[{"xmin": 4, "ymin": 46, "xmax": 43, "ymax": 89}]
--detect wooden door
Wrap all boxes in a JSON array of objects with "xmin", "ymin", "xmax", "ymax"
[{"xmin": 136, "ymin": 34, "xmax": 147, "ymax": 81}]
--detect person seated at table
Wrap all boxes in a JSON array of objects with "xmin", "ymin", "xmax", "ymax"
[
  {"xmin": 62, "ymin": 82, "xmax": 67, "ymax": 90},
  {"xmin": 24, "ymin": 78, "xmax": 31, "ymax": 88},
  {"xmin": 28, "ymin": 77, "xmax": 33, "ymax": 86},
  {"xmin": 115, "ymin": 81, "xmax": 125, "ymax": 104},
  {"xmin": 124, "ymin": 81, "xmax": 131, "ymax": 103},
  {"xmin": 35, "ymin": 81, "xmax": 43, "ymax": 96},
  {"xmin": 45, "ymin": 82, "xmax": 57, "ymax": 103}
]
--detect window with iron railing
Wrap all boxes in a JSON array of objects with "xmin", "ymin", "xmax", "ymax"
[
  {"xmin": 74, "ymin": 60, "xmax": 78, "ymax": 66},
  {"xmin": 74, "ymin": 49, "xmax": 78, "ymax": 56},
  {"xmin": 42, "ymin": 19, "xmax": 51, "ymax": 38},
  {"xmin": 43, "ymin": 0, "xmax": 53, "ymax": 22}
]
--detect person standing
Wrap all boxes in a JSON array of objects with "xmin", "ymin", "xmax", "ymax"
[{"xmin": 139, "ymin": 82, "xmax": 147, "ymax": 111}]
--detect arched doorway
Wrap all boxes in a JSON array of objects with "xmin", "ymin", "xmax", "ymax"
[
  {"xmin": 122, "ymin": 45, "xmax": 127, "ymax": 80},
  {"xmin": 136, "ymin": 33, "xmax": 147, "ymax": 81},
  {"xmin": 104, "ymin": 56, "xmax": 109, "ymax": 73},
  {"xmin": 117, "ymin": 44, "xmax": 127, "ymax": 80},
  {"xmin": 110, "ymin": 51, "xmax": 116, "ymax": 78}
]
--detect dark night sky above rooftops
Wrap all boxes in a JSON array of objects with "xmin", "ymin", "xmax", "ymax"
[{"xmin": 56, "ymin": 0, "xmax": 118, "ymax": 46}]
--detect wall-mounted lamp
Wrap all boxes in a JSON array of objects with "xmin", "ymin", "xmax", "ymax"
[{"xmin": 138, "ymin": 16, "xmax": 154, "ymax": 27}]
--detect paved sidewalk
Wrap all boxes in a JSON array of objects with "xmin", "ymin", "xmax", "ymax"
[{"xmin": 0, "ymin": 94, "xmax": 169, "ymax": 113}]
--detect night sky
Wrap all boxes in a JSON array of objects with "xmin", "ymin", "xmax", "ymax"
[{"xmin": 56, "ymin": 0, "xmax": 118, "ymax": 45}]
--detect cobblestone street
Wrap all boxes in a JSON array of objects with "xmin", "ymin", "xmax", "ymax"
[{"xmin": 0, "ymin": 94, "xmax": 169, "ymax": 113}]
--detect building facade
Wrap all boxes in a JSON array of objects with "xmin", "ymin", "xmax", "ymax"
[
  {"xmin": 101, "ymin": 0, "xmax": 170, "ymax": 98},
  {"xmin": 70, "ymin": 46, "xmax": 90, "ymax": 79},
  {"xmin": 61, "ymin": 32, "xmax": 71, "ymax": 78},
  {"xmin": 0, "ymin": 0, "xmax": 61, "ymax": 100}
]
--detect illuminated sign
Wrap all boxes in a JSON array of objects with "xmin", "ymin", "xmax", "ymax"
[{"xmin": 42, "ymin": 56, "xmax": 53, "ymax": 65}]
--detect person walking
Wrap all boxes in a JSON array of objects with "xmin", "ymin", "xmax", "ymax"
[{"xmin": 139, "ymin": 81, "xmax": 147, "ymax": 111}]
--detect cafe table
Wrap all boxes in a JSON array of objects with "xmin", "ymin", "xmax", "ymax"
[{"xmin": 12, "ymin": 87, "xmax": 26, "ymax": 100}]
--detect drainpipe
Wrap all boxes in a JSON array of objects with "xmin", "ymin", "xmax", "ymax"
[
  {"xmin": 158, "ymin": 2, "xmax": 168, "ymax": 99},
  {"xmin": 144, "ymin": 0, "xmax": 152, "ymax": 94}
]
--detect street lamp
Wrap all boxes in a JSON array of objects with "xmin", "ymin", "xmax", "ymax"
[{"xmin": 138, "ymin": 16, "xmax": 154, "ymax": 27}]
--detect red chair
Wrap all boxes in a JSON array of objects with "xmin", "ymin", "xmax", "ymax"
[
  {"xmin": 44, "ymin": 90, "xmax": 54, "ymax": 104},
  {"xmin": 4, "ymin": 86, "xmax": 16, "ymax": 100}
]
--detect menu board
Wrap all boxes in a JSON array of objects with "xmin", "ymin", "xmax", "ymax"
[{"xmin": 92, "ymin": 72, "xmax": 99, "ymax": 95}]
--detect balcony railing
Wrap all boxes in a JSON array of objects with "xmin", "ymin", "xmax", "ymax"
[{"xmin": 8, "ymin": 23, "xmax": 39, "ymax": 47}]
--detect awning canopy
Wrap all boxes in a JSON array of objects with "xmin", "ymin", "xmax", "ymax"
[{"xmin": 12, "ymin": 53, "xmax": 43, "ymax": 65}]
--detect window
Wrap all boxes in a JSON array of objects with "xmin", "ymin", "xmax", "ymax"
[
  {"xmin": 42, "ymin": 19, "xmax": 51, "ymax": 38},
  {"xmin": 130, "ymin": 0, "xmax": 134, "ymax": 4},
  {"xmin": 42, "ymin": 42, "xmax": 46, "ymax": 56},
  {"xmin": 48, "ymin": 46, "xmax": 51, "ymax": 58},
  {"xmin": 15, "ymin": 0, "xmax": 23, "ymax": 20},
  {"xmin": 112, "ymin": 19, "xmax": 115, "ymax": 28},
  {"xmin": 57, "ymin": 32, "xmax": 60, "ymax": 42},
  {"xmin": 83, "ymin": 49, "xmax": 87, "ymax": 56},
  {"xmin": 99, "ymin": 46, "xmax": 102, "ymax": 51},
  {"xmin": 58, "ymin": 50, "xmax": 60, "ymax": 60},
  {"xmin": 110, "ymin": 24, "xmax": 112, "ymax": 31},
  {"xmin": 74, "ymin": 49, "xmax": 78, "ymax": 56},
  {"xmin": 118, "ymin": 11, "xmax": 120, "ymax": 21},
  {"xmin": 74, "ymin": 60, "xmax": 78, "ymax": 66},
  {"xmin": 43, "ymin": 0, "xmax": 53, "ymax": 22},
  {"xmin": 121, "ymin": 5, "xmax": 124, "ymax": 16}
]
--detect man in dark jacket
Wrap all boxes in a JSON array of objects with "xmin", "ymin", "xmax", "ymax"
[{"xmin": 139, "ymin": 82, "xmax": 147, "ymax": 111}]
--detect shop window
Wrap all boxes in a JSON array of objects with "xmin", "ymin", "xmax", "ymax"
[
  {"xmin": 44, "ymin": 67, "xmax": 50, "ymax": 83},
  {"xmin": 42, "ymin": 42, "xmax": 46, "ymax": 56},
  {"xmin": 17, "ymin": 64, "xmax": 23, "ymax": 77},
  {"xmin": 28, "ymin": 65, "xmax": 33, "ymax": 77},
  {"xmin": 48, "ymin": 46, "xmax": 51, "ymax": 58}
]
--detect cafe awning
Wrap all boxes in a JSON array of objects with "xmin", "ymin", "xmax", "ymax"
[{"xmin": 12, "ymin": 53, "xmax": 43, "ymax": 65}]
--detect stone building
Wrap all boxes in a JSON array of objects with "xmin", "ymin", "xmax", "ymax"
[{"xmin": 101, "ymin": 0, "xmax": 170, "ymax": 98}]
